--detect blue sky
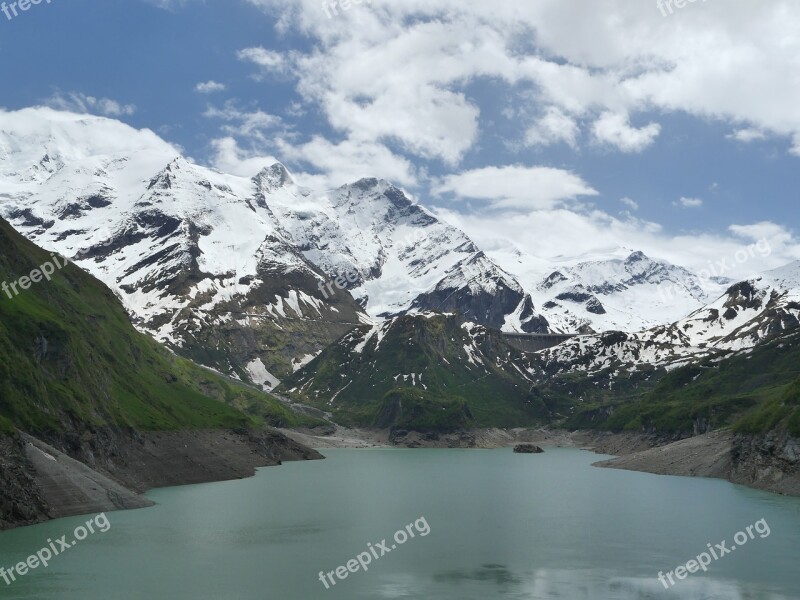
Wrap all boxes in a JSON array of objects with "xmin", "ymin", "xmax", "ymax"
[{"xmin": 0, "ymin": 0, "xmax": 798, "ymax": 273}]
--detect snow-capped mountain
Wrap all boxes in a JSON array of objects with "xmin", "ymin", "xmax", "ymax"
[
  {"xmin": 247, "ymin": 167, "xmax": 549, "ymax": 333},
  {"xmin": 2, "ymin": 107, "xmax": 793, "ymax": 392},
  {"xmin": 0, "ymin": 108, "xmax": 550, "ymax": 384},
  {"xmin": 488, "ymin": 246, "xmax": 730, "ymax": 333},
  {"xmin": 533, "ymin": 261, "xmax": 800, "ymax": 378}
]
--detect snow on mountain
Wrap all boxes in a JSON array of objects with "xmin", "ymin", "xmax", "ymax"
[
  {"xmin": 3, "ymin": 106, "xmax": 792, "ymax": 393},
  {"xmin": 534, "ymin": 264, "xmax": 800, "ymax": 378},
  {"xmin": 0, "ymin": 107, "xmax": 554, "ymax": 382},
  {"xmin": 0, "ymin": 108, "xmax": 367, "ymax": 381},
  {"xmin": 248, "ymin": 170, "xmax": 549, "ymax": 332},
  {"xmin": 488, "ymin": 245, "xmax": 730, "ymax": 333}
]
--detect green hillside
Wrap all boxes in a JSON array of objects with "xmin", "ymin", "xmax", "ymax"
[
  {"xmin": 0, "ymin": 217, "xmax": 317, "ymax": 436},
  {"xmin": 562, "ymin": 331, "xmax": 800, "ymax": 436},
  {"xmin": 279, "ymin": 314, "xmax": 565, "ymax": 429}
]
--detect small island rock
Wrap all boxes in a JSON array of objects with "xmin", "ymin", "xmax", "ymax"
[{"xmin": 513, "ymin": 444, "xmax": 544, "ymax": 454}]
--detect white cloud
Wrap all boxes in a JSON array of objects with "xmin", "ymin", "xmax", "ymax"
[
  {"xmin": 433, "ymin": 206, "xmax": 800, "ymax": 284},
  {"xmin": 273, "ymin": 135, "xmax": 418, "ymax": 188},
  {"xmin": 141, "ymin": 0, "xmax": 190, "ymax": 9},
  {"xmin": 237, "ymin": 47, "xmax": 288, "ymax": 77},
  {"xmin": 592, "ymin": 112, "xmax": 661, "ymax": 153},
  {"xmin": 730, "ymin": 221, "xmax": 794, "ymax": 247},
  {"xmin": 726, "ymin": 128, "xmax": 767, "ymax": 143},
  {"xmin": 195, "ymin": 80, "xmax": 226, "ymax": 94},
  {"xmin": 675, "ymin": 197, "xmax": 704, "ymax": 209},
  {"xmin": 209, "ymin": 137, "xmax": 281, "ymax": 178},
  {"xmin": 620, "ymin": 197, "xmax": 639, "ymax": 210},
  {"xmin": 243, "ymin": 0, "xmax": 800, "ymax": 164},
  {"xmin": 432, "ymin": 165, "xmax": 598, "ymax": 211},
  {"xmin": 203, "ymin": 101, "xmax": 282, "ymax": 141},
  {"xmin": 209, "ymin": 135, "xmax": 417, "ymax": 188},
  {"xmin": 524, "ymin": 107, "xmax": 580, "ymax": 148},
  {"xmin": 45, "ymin": 92, "xmax": 136, "ymax": 117}
]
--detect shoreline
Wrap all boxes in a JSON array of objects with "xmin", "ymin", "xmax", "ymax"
[
  {"xmin": 0, "ymin": 428, "xmax": 322, "ymax": 532},
  {"xmin": 6, "ymin": 424, "xmax": 797, "ymax": 532},
  {"xmin": 279, "ymin": 425, "xmax": 800, "ymax": 497}
]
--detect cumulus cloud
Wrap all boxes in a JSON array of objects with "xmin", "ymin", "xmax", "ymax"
[
  {"xmin": 432, "ymin": 166, "xmax": 598, "ymax": 211},
  {"xmin": 524, "ymin": 107, "xmax": 580, "ymax": 148},
  {"xmin": 242, "ymin": 0, "xmax": 800, "ymax": 164},
  {"xmin": 141, "ymin": 0, "xmax": 190, "ymax": 9},
  {"xmin": 209, "ymin": 137, "xmax": 281, "ymax": 178},
  {"xmin": 592, "ymin": 112, "xmax": 661, "ymax": 153},
  {"xmin": 209, "ymin": 135, "xmax": 417, "ymax": 189},
  {"xmin": 432, "ymin": 206, "xmax": 800, "ymax": 284},
  {"xmin": 726, "ymin": 128, "xmax": 768, "ymax": 143},
  {"xmin": 237, "ymin": 47, "xmax": 289, "ymax": 77}
]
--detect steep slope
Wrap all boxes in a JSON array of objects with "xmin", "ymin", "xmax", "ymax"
[
  {"xmin": 0, "ymin": 215, "xmax": 321, "ymax": 529},
  {"xmin": 563, "ymin": 330, "xmax": 800, "ymax": 438},
  {"xmin": 0, "ymin": 216, "xmax": 317, "ymax": 433},
  {"xmin": 256, "ymin": 172, "xmax": 549, "ymax": 332},
  {"xmin": 278, "ymin": 314, "xmax": 565, "ymax": 429}
]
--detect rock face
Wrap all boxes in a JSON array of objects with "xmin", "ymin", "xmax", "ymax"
[
  {"xmin": 0, "ymin": 428, "xmax": 323, "ymax": 531},
  {"xmin": 513, "ymin": 444, "xmax": 544, "ymax": 454},
  {"xmin": 595, "ymin": 430, "xmax": 800, "ymax": 497},
  {"xmin": 730, "ymin": 432, "xmax": 800, "ymax": 496},
  {"xmin": 0, "ymin": 435, "xmax": 49, "ymax": 530}
]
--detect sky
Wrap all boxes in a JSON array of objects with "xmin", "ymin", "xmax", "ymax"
[{"xmin": 0, "ymin": 0, "xmax": 798, "ymax": 278}]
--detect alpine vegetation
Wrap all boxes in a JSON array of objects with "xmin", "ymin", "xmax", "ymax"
[{"xmin": 1, "ymin": 253, "xmax": 70, "ymax": 299}]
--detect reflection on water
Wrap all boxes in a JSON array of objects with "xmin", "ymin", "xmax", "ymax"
[
  {"xmin": 0, "ymin": 448, "xmax": 798, "ymax": 600},
  {"xmin": 382, "ymin": 566, "xmax": 795, "ymax": 599}
]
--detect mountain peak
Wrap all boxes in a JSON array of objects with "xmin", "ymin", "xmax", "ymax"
[
  {"xmin": 254, "ymin": 162, "xmax": 295, "ymax": 190},
  {"xmin": 625, "ymin": 250, "xmax": 649, "ymax": 264}
]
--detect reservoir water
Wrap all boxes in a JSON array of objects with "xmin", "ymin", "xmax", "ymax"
[{"xmin": 1, "ymin": 447, "xmax": 798, "ymax": 599}]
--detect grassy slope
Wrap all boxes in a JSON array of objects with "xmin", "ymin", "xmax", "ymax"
[
  {"xmin": 279, "ymin": 315, "xmax": 560, "ymax": 429},
  {"xmin": 0, "ymin": 218, "xmax": 318, "ymax": 435},
  {"xmin": 562, "ymin": 332, "xmax": 800, "ymax": 437}
]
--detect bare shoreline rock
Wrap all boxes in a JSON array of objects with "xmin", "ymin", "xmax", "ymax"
[{"xmin": 1, "ymin": 428, "xmax": 322, "ymax": 531}]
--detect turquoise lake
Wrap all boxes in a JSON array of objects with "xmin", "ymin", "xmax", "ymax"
[{"xmin": 1, "ymin": 447, "xmax": 799, "ymax": 599}]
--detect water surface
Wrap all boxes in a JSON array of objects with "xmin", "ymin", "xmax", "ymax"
[{"xmin": 1, "ymin": 447, "xmax": 798, "ymax": 599}]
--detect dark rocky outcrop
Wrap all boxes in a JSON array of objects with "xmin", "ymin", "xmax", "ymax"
[{"xmin": 513, "ymin": 444, "xmax": 544, "ymax": 454}]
